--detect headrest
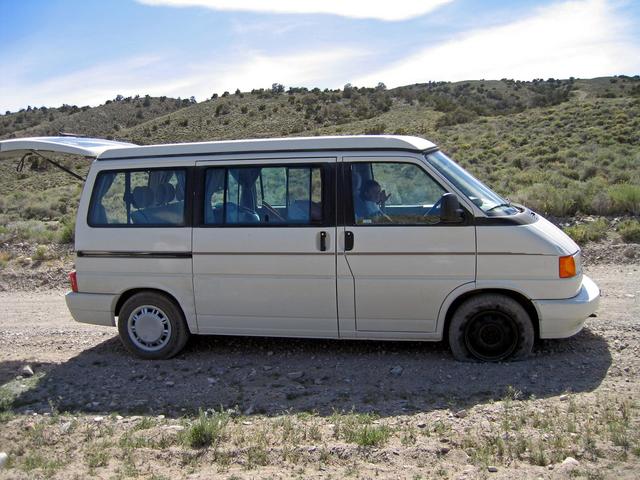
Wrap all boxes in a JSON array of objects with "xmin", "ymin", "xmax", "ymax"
[
  {"xmin": 132, "ymin": 186, "xmax": 154, "ymax": 209},
  {"xmin": 155, "ymin": 183, "xmax": 176, "ymax": 205}
]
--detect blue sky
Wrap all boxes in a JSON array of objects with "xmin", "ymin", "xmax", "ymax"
[{"xmin": 1, "ymin": 0, "xmax": 639, "ymax": 112}]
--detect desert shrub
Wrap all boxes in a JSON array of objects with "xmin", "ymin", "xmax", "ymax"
[
  {"xmin": 617, "ymin": 219, "xmax": 640, "ymax": 243},
  {"xmin": 0, "ymin": 251, "xmax": 10, "ymax": 270},
  {"xmin": 436, "ymin": 108, "xmax": 477, "ymax": 129},
  {"xmin": 590, "ymin": 191, "xmax": 615, "ymax": 215},
  {"xmin": 512, "ymin": 184, "xmax": 577, "ymax": 216},
  {"xmin": 580, "ymin": 164, "xmax": 598, "ymax": 181},
  {"xmin": 364, "ymin": 123, "xmax": 386, "ymax": 135},
  {"xmin": 33, "ymin": 245, "xmax": 48, "ymax": 261},
  {"xmin": 57, "ymin": 218, "xmax": 75, "ymax": 244},
  {"xmin": 215, "ymin": 104, "xmax": 230, "ymax": 116},
  {"xmin": 608, "ymin": 184, "xmax": 640, "ymax": 215},
  {"xmin": 2, "ymin": 220, "xmax": 56, "ymax": 243},
  {"xmin": 563, "ymin": 218, "xmax": 609, "ymax": 244}
]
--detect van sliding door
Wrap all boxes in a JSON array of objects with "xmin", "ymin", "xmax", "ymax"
[{"xmin": 192, "ymin": 158, "xmax": 338, "ymax": 337}]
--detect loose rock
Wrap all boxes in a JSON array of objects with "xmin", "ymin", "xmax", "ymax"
[{"xmin": 559, "ymin": 457, "xmax": 580, "ymax": 472}]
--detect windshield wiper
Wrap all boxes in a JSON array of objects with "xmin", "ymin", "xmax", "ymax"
[{"xmin": 485, "ymin": 202, "xmax": 512, "ymax": 212}]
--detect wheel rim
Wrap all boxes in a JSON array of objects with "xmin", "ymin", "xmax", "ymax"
[
  {"xmin": 127, "ymin": 305, "xmax": 172, "ymax": 352},
  {"xmin": 464, "ymin": 310, "xmax": 518, "ymax": 361}
]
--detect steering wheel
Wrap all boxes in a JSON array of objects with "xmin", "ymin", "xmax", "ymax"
[
  {"xmin": 220, "ymin": 202, "xmax": 258, "ymax": 221},
  {"xmin": 237, "ymin": 205, "xmax": 256, "ymax": 215},
  {"xmin": 261, "ymin": 201, "xmax": 286, "ymax": 222}
]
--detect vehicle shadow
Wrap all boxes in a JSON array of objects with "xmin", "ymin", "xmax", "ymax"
[{"xmin": 5, "ymin": 327, "xmax": 611, "ymax": 418}]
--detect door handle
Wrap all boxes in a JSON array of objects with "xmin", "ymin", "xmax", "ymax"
[
  {"xmin": 345, "ymin": 231, "xmax": 354, "ymax": 251},
  {"xmin": 319, "ymin": 231, "xmax": 327, "ymax": 251}
]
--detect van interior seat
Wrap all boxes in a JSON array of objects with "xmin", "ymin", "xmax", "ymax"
[
  {"xmin": 132, "ymin": 186, "xmax": 154, "ymax": 209},
  {"xmin": 155, "ymin": 183, "xmax": 175, "ymax": 205},
  {"xmin": 131, "ymin": 184, "xmax": 183, "ymax": 225}
]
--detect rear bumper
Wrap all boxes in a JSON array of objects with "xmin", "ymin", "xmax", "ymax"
[
  {"xmin": 65, "ymin": 292, "xmax": 116, "ymax": 327},
  {"xmin": 534, "ymin": 275, "xmax": 600, "ymax": 339}
]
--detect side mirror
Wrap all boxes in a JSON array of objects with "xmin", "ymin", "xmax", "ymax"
[{"xmin": 440, "ymin": 193, "xmax": 464, "ymax": 223}]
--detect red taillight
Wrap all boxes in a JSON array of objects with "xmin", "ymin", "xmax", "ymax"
[{"xmin": 69, "ymin": 270, "xmax": 78, "ymax": 293}]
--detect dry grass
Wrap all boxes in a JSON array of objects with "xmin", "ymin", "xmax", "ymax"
[{"xmin": 0, "ymin": 391, "xmax": 637, "ymax": 478}]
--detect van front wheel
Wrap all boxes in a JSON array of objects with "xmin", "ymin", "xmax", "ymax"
[
  {"xmin": 448, "ymin": 294, "xmax": 534, "ymax": 362},
  {"xmin": 118, "ymin": 292, "xmax": 190, "ymax": 360}
]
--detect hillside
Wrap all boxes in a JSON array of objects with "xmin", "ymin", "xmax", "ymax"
[{"xmin": 0, "ymin": 76, "xmax": 638, "ymax": 246}]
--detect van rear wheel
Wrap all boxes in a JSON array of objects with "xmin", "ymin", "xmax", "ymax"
[
  {"xmin": 118, "ymin": 292, "xmax": 190, "ymax": 360},
  {"xmin": 448, "ymin": 294, "xmax": 534, "ymax": 362}
]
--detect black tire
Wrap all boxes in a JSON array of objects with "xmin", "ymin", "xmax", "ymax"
[
  {"xmin": 117, "ymin": 292, "xmax": 190, "ymax": 360},
  {"xmin": 448, "ymin": 293, "xmax": 534, "ymax": 362}
]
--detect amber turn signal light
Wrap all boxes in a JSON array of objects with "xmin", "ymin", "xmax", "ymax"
[{"xmin": 559, "ymin": 255, "xmax": 576, "ymax": 278}]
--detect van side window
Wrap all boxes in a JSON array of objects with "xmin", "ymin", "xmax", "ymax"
[
  {"xmin": 89, "ymin": 169, "xmax": 186, "ymax": 226},
  {"xmin": 351, "ymin": 162, "xmax": 445, "ymax": 225},
  {"xmin": 203, "ymin": 165, "xmax": 323, "ymax": 226}
]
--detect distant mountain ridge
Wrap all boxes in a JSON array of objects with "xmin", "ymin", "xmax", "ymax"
[{"xmin": 0, "ymin": 76, "xmax": 638, "ymax": 222}]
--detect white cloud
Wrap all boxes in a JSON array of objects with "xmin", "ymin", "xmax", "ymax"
[
  {"xmin": 0, "ymin": 49, "xmax": 366, "ymax": 111},
  {"xmin": 135, "ymin": 0, "xmax": 454, "ymax": 21},
  {"xmin": 184, "ymin": 48, "xmax": 366, "ymax": 95},
  {"xmin": 353, "ymin": 0, "xmax": 640, "ymax": 86}
]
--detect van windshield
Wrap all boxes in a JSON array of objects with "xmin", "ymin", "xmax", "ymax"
[{"xmin": 425, "ymin": 151, "xmax": 519, "ymax": 216}]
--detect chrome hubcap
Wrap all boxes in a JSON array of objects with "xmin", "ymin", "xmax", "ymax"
[{"xmin": 127, "ymin": 305, "xmax": 171, "ymax": 352}]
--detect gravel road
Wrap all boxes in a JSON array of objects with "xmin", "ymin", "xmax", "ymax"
[
  {"xmin": 0, "ymin": 264, "xmax": 638, "ymax": 479},
  {"xmin": 0, "ymin": 264, "xmax": 637, "ymax": 417}
]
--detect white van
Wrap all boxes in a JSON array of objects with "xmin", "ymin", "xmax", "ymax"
[{"xmin": 0, "ymin": 135, "xmax": 600, "ymax": 361}]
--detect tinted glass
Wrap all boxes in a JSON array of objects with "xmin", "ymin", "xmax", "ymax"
[
  {"xmin": 352, "ymin": 162, "xmax": 445, "ymax": 225},
  {"xmin": 203, "ymin": 165, "xmax": 323, "ymax": 225},
  {"xmin": 89, "ymin": 169, "xmax": 186, "ymax": 226}
]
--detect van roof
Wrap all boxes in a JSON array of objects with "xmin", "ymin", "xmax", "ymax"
[
  {"xmin": 0, "ymin": 135, "xmax": 437, "ymax": 160},
  {"xmin": 98, "ymin": 135, "xmax": 437, "ymax": 160}
]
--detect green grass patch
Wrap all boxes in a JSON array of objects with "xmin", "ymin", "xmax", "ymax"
[
  {"xmin": 20, "ymin": 452, "xmax": 67, "ymax": 475},
  {"xmin": 345, "ymin": 424, "xmax": 392, "ymax": 447},
  {"xmin": 180, "ymin": 409, "xmax": 229, "ymax": 449},
  {"xmin": 331, "ymin": 412, "xmax": 392, "ymax": 447}
]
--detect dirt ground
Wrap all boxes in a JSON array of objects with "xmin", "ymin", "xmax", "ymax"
[{"xmin": 0, "ymin": 263, "xmax": 638, "ymax": 479}]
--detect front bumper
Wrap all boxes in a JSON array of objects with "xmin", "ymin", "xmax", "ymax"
[
  {"xmin": 65, "ymin": 292, "xmax": 117, "ymax": 327},
  {"xmin": 534, "ymin": 275, "xmax": 600, "ymax": 339}
]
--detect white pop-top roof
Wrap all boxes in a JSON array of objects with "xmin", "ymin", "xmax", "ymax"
[
  {"xmin": 0, "ymin": 135, "xmax": 437, "ymax": 160},
  {"xmin": 0, "ymin": 136, "xmax": 135, "ymax": 158}
]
